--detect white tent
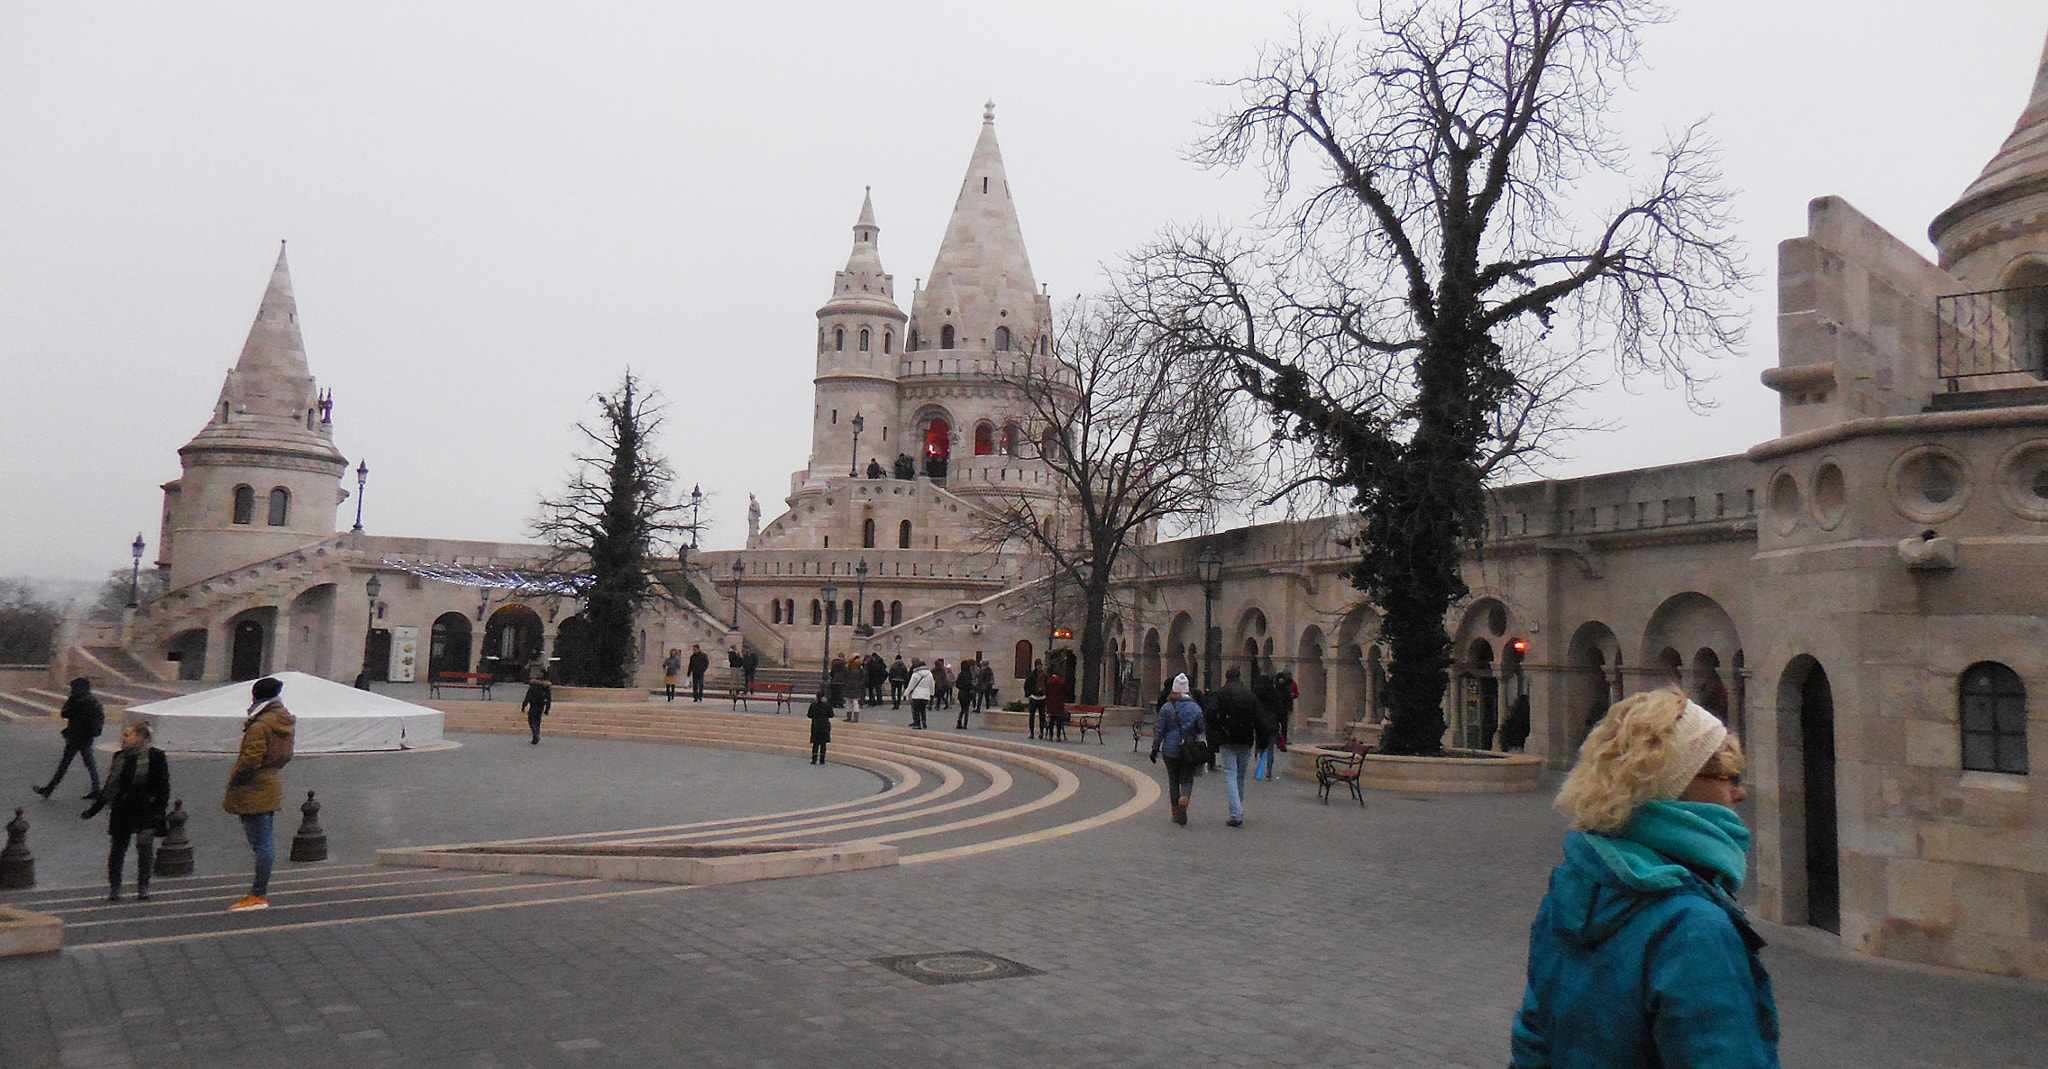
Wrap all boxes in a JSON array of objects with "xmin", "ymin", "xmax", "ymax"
[{"xmin": 126, "ymin": 671, "xmax": 445, "ymax": 754}]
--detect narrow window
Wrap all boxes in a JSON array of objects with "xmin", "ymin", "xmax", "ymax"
[
  {"xmin": 1960, "ymin": 662, "xmax": 2029, "ymax": 774},
  {"xmin": 862, "ymin": 518, "xmax": 876, "ymax": 548},
  {"xmin": 995, "ymin": 326, "xmax": 1011, "ymax": 351},
  {"xmin": 909, "ymin": 329, "xmax": 919, "ymax": 352},
  {"xmin": 975, "ymin": 422, "xmax": 995, "ymax": 456},
  {"xmin": 859, "ymin": 328, "xmax": 870, "ymax": 351},
  {"xmin": 770, "ymin": 601, "xmax": 782, "ymax": 624},
  {"xmin": 231, "ymin": 485, "xmax": 255, "ymax": 525},
  {"xmin": 889, "ymin": 600, "xmax": 902, "ymax": 625},
  {"xmin": 811, "ymin": 600, "xmax": 822, "ymax": 626},
  {"xmin": 982, "ymin": 176, "xmax": 989, "ymax": 193},
  {"xmin": 267, "ymin": 488, "xmax": 290, "ymax": 526},
  {"xmin": 834, "ymin": 327, "xmax": 845, "ymax": 351},
  {"xmin": 899, "ymin": 520, "xmax": 912, "ymax": 549},
  {"xmin": 941, "ymin": 324, "xmax": 955, "ymax": 349},
  {"xmin": 842, "ymin": 599, "xmax": 854, "ymax": 625},
  {"xmin": 883, "ymin": 329, "xmax": 893, "ymax": 354},
  {"xmin": 871, "ymin": 600, "xmax": 884, "ymax": 627}
]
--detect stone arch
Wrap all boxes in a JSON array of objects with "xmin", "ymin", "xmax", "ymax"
[
  {"xmin": 1776, "ymin": 654, "xmax": 1840, "ymax": 933},
  {"xmin": 1296, "ymin": 624, "xmax": 1328, "ymax": 725},
  {"xmin": 1141, "ymin": 627, "xmax": 1163, "ymax": 703},
  {"xmin": 429, "ymin": 612, "xmax": 472, "ymax": 680},
  {"xmin": 1234, "ymin": 606, "xmax": 1269, "ymax": 675},
  {"xmin": 285, "ymin": 583, "xmax": 337, "ymax": 677},
  {"xmin": 1330, "ymin": 603, "xmax": 1380, "ymax": 730},
  {"xmin": 974, "ymin": 421, "xmax": 995, "ymax": 455},
  {"xmin": 1641, "ymin": 591, "xmax": 1742, "ymax": 721},
  {"xmin": 1166, "ymin": 612, "xmax": 1198, "ymax": 687},
  {"xmin": 481, "ymin": 605, "xmax": 545, "ymax": 681},
  {"xmin": 226, "ymin": 606, "xmax": 277, "ymax": 682},
  {"xmin": 1565, "ymin": 621, "xmax": 1624, "ymax": 756}
]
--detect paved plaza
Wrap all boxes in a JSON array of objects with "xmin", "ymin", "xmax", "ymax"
[{"xmin": 1, "ymin": 709, "xmax": 2043, "ymax": 1068}]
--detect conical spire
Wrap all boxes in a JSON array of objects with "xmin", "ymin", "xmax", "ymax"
[
  {"xmin": 822, "ymin": 188, "xmax": 900, "ymax": 315},
  {"xmin": 1929, "ymin": 32, "xmax": 2048, "ymax": 272},
  {"xmin": 182, "ymin": 243, "xmax": 341, "ymax": 459},
  {"xmin": 908, "ymin": 104, "xmax": 1051, "ymax": 357}
]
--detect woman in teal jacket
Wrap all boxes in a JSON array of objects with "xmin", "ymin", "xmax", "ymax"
[{"xmin": 1511, "ymin": 687, "xmax": 1779, "ymax": 1068}]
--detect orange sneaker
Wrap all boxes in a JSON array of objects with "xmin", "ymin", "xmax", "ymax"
[{"xmin": 227, "ymin": 894, "xmax": 269, "ymax": 913}]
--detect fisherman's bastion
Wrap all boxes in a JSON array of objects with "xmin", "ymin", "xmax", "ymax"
[{"xmin": 42, "ymin": 40, "xmax": 2048, "ymax": 982}]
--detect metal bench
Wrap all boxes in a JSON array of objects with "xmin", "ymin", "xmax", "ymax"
[
  {"xmin": 731, "ymin": 681, "xmax": 794, "ymax": 712},
  {"xmin": 430, "ymin": 672, "xmax": 494, "ymax": 699},
  {"xmin": 1067, "ymin": 704, "xmax": 1105, "ymax": 744},
  {"xmin": 1316, "ymin": 742, "xmax": 1368, "ymax": 806},
  {"xmin": 1131, "ymin": 710, "xmax": 1155, "ymax": 752}
]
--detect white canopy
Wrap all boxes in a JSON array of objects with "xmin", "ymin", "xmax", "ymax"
[{"xmin": 127, "ymin": 671, "xmax": 444, "ymax": 754}]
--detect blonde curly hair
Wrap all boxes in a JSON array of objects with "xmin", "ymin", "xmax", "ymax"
[{"xmin": 1554, "ymin": 688, "xmax": 1744, "ymax": 833}]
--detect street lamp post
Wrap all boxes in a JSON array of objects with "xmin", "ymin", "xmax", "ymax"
[
  {"xmin": 854, "ymin": 558, "xmax": 869, "ymax": 634},
  {"xmin": 127, "ymin": 534, "xmax": 145, "ymax": 609},
  {"xmin": 820, "ymin": 575, "xmax": 840, "ymax": 693},
  {"xmin": 351, "ymin": 460, "xmax": 368, "ymax": 532},
  {"xmin": 730, "ymin": 559, "xmax": 745, "ymax": 630},
  {"xmin": 689, "ymin": 484, "xmax": 703, "ymax": 548},
  {"xmin": 359, "ymin": 574, "xmax": 383, "ymax": 687},
  {"xmin": 1197, "ymin": 547, "xmax": 1222, "ymax": 692},
  {"xmin": 848, "ymin": 413, "xmax": 865, "ymax": 477}
]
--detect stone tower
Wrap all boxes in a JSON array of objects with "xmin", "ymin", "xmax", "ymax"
[
  {"xmin": 804, "ymin": 189, "xmax": 907, "ymax": 490},
  {"xmin": 159, "ymin": 244, "xmax": 348, "ymax": 590}
]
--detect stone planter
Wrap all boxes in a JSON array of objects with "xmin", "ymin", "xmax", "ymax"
[{"xmin": 1285, "ymin": 744, "xmax": 1544, "ymax": 794}]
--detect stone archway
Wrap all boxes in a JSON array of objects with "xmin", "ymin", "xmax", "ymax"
[
  {"xmin": 1564, "ymin": 621, "xmax": 1624, "ymax": 759},
  {"xmin": 1642, "ymin": 591, "xmax": 1741, "ymax": 725},
  {"xmin": 1296, "ymin": 625, "xmax": 1328, "ymax": 726},
  {"xmin": 1141, "ymin": 628, "xmax": 1162, "ymax": 704},
  {"xmin": 227, "ymin": 608, "xmax": 276, "ymax": 682},
  {"xmin": 481, "ymin": 605, "xmax": 545, "ymax": 682},
  {"xmin": 429, "ymin": 612, "xmax": 473, "ymax": 681},
  {"xmin": 1777, "ymin": 654, "xmax": 1840, "ymax": 934}
]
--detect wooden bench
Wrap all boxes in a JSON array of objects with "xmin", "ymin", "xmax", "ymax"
[
  {"xmin": 731, "ymin": 680, "xmax": 794, "ymax": 712},
  {"xmin": 1316, "ymin": 742, "xmax": 1368, "ymax": 806},
  {"xmin": 1131, "ymin": 711, "xmax": 1155, "ymax": 752},
  {"xmin": 1066, "ymin": 704, "xmax": 1105, "ymax": 744},
  {"xmin": 430, "ymin": 672, "xmax": 494, "ymax": 699}
]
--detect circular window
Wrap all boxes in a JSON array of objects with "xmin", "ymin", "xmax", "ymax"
[
  {"xmin": 1768, "ymin": 470, "xmax": 1802, "ymax": 535},
  {"xmin": 1811, "ymin": 461, "xmax": 1847, "ymax": 530},
  {"xmin": 1887, "ymin": 446, "xmax": 1972, "ymax": 524},
  {"xmin": 1995, "ymin": 440, "xmax": 2048, "ymax": 521}
]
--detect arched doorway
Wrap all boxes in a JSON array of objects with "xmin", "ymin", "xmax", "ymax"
[
  {"xmin": 230, "ymin": 617, "xmax": 267, "ymax": 681},
  {"xmin": 1296, "ymin": 626, "xmax": 1327, "ymax": 725},
  {"xmin": 1457, "ymin": 639, "xmax": 1498, "ymax": 750},
  {"xmin": 428, "ymin": 613, "xmax": 473, "ymax": 681},
  {"xmin": 922, "ymin": 416, "xmax": 951, "ymax": 479},
  {"xmin": 1778, "ymin": 655, "xmax": 1840, "ymax": 933},
  {"xmin": 553, "ymin": 614, "xmax": 591, "ymax": 684},
  {"xmin": 1012, "ymin": 639, "xmax": 1033, "ymax": 680},
  {"xmin": 1566, "ymin": 621, "xmax": 1624, "ymax": 755},
  {"xmin": 363, "ymin": 628, "xmax": 392, "ymax": 683},
  {"xmin": 481, "ymin": 605, "xmax": 545, "ymax": 682},
  {"xmin": 1141, "ymin": 628, "xmax": 1162, "ymax": 703}
]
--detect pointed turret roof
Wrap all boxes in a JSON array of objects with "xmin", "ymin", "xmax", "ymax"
[
  {"xmin": 180, "ymin": 243, "xmax": 343, "ymax": 466},
  {"xmin": 1929, "ymin": 32, "xmax": 2048, "ymax": 270},
  {"xmin": 820, "ymin": 188, "xmax": 903, "ymax": 319},
  {"xmin": 909, "ymin": 103, "xmax": 1051, "ymax": 354}
]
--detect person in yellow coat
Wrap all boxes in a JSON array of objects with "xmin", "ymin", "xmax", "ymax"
[{"xmin": 222, "ymin": 676, "xmax": 296, "ymax": 913}]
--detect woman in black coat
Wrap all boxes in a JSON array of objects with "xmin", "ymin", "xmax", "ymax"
[
  {"xmin": 84, "ymin": 720, "xmax": 170, "ymax": 901},
  {"xmin": 806, "ymin": 694, "xmax": 834, "ymax": 765}
]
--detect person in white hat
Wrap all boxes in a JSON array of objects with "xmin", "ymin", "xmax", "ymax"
[
  {"xmin": 1510, "ymin": 687, "xmax": 1778, "ymax": 1068},
  {"xmin": 1147, "ymin": 674, "xmax": 1207, "ymax": 826}
]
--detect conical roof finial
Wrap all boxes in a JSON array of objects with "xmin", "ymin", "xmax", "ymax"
[
  {"xmin": 984, "ymin": 99, "xmax": 995, "ymax": 124},
  {"xmin": 1929, "ymin": 30, "xmax": 2048, "ymax": 273}
]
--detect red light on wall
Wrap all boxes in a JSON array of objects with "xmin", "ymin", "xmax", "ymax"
[{"xmin": 1510, "ymin": 638, "xmax": 1529, "ymax": 653}]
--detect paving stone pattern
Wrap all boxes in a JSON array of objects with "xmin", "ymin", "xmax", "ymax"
[{"xmin": 2, "ymin": 719, "xmax": 2044, "ymax": 1067}]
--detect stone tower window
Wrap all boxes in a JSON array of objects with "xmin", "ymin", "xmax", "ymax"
[
  {"xmin": 835, "ymin": 328, "xmax": 845, "ymax": 352},
  {"xmin": 899, "ymin": 520, "xmax": 913, "ymax": 548},
  {"xmin": 975, "ymin": 422, "xmax": 995, "ymax": 455},
  {"xmin": 231, "ymin": 485, "xmax": 255, "ymax": 525},
  {"xmin": 859, "ymin": 328, "xmax": 870, "ymax": 352},
  {"xmin": 267, "ymin": 488, "xmax": 290, "ymax": 526},
  {"xmin": 863, "ymin": 518, "xmax": 876, "ymax": 548},
  {"xmin": 889, "ymin": 600, "xmax": 903, "ymax": 625},
  {"xmin": 883, "ymin": 329, "xmax": 894, "ymax": 354},
  {"xmin": 941, "ymin": 324, "xmax": 955, "ymax": 350},
  {"xmin": 811, "ymin": 600, "xmax": 823, "ymax": 626},
  {"xmin": 995, "ymin": 326, "xmax": 1011, "ymax": 351},
  {"xmin": 1960, "ymin": 661, "xmax": 2028, "ymax": 774}
]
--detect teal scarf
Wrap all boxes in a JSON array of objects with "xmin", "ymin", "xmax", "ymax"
[{"xmin": 1587, "ymin": 800, "xmax": 1751, "ymax": 896}]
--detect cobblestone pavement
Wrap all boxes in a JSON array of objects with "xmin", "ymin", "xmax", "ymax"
[{"xmin": 2, "ymin": 717, "xmax": 2043, "ymax": 1068}]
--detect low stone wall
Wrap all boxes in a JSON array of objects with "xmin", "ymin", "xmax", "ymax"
[
  {"xmin": 551, "ymin": 686, "xmax": 648, "ymax": 704},
  {"xmin": 1286, "ymin": 744, "xmax": 1544, "ymax": 793},
  {"xmin": 0, "ymin": 666, "xmax": 50, "ymax": 696}
]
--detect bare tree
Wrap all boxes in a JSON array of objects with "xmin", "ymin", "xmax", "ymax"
[
  {"xmin": 0, "ymin": 580, "xmax": 61, "ymax": 664},
  {"xmin": 975, "ymin": 298, "xmax": 1257, "ymax": 704},
  {"xmin": 534, "ymin": 372, "xmax": 696, "ymax": 687},
  {"xmin": 1126, "ymin": 0, "xmax": 1745, "ymax": 753}
]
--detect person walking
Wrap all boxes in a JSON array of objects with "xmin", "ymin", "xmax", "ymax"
[
  {"xmin": 1510, "ymin": 687, "xmax": 1778, "ymax": 1069},
  {"xmin": 888, "ymin": 655, "xmax": 909, "ymax": 707},
  {"xmin": 32, "ymin": 677, "xmax": 105, "ymax": 800},
  {"xmin": 905, "ymin": 659, "xmax": 934, "ymax": 730},
  {"xmin": 864, "ymin": 653, "xmax": 887, "ymax": 705},
  {"xmin": 1250, "ymin": 671, "xmax": 1281, "ymax": 780},
  {"xmin": 829, "ymin": 654, "xmax": 850, "ymax": 711},
  {"xmin": 932, "ymin": 659, "xmax": 953, "ymax": 712},
  {"xmin": 661, "ymin": 649, "xmax": 682, "ymax": 702},
  {"xmin": 83, "ymin": 719, "xmax": 169, "ymax": 902},
  {"xmin": 687, "ymin": 644, "xmax": 710, "ymax": 702},
  {"xmin": 521, "ymin": 672, "xmax": 552, "ymax": 744},
  {"xmin": 1148, "ymin": 674, "xmax": 1206, "ymax": 826},
  {"xmin": 1207, "ymin": 667, "xmax": 1259, "ymax": 826},
  {"xmin": 805, "ymin": 692, "xmax": 834, "ymax": 764},
  {"xmin": 740, "ymin": 646, "xmax": 759, "ymax": 689},
  {"xmin": 223, "ymin": 676, "xmax": 296, "ymax": 913},
  {"xmin": 955, "ymin": 657, "xmax": 980, "ymax": 729}
]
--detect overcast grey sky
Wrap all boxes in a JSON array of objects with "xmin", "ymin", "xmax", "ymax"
[{"xmin": 4, "ymin": 1, "xmax": 2045, "ymax": 585}]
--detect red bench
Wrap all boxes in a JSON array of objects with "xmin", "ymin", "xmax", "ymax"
[
  {"xmin": 1067, "ymin": 704, "xmax": 1106, "ymax": 744},
  {"xmin": 731, "ymin": 681, "xmax": 794, "ymax": 712},
  {"xmin": 430, "ymin": 672, "xmax": 494, "ymax": 699}
]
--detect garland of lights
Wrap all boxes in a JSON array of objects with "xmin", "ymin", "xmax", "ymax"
[{"xmin": 377, "ymin": 558, "xmax": 589, "ymax": 597}]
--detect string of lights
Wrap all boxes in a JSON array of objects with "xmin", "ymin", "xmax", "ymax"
[{"xmin": 376, "ymin": 558, "xmax": 588, "ymax": 596}]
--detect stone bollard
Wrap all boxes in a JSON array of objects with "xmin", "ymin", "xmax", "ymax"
[
  {"xmin": 0, "ymin": 808, "xmax": 34, "ymax": 889},
  {"xmin": 153, "ymin": 800, "xmax": 194, "ymax": 877},
  {"xmin": 289, "ymin": 790, "xmax": 327, "ymax": 863}
]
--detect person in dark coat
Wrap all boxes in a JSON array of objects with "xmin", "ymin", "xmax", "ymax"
[
  {"xmin": 1501, "ymin": 693, "xmax": 1533, "ymax": 751},
  {"xmin": 686, "ymin": 644, "xmax": 710, "ymax": 702},
  {"xmin": 1024, "ymin": 659, "xmax": 1048, "ymax": 739},
  {"xmin": 33, "ymin": 677, "xmax": 105, "ymax": 799},
  {"xmin": 1207, "ymin": 668, "xmax": 1260, "ymax": 826},
  {"xmin": 1149, "ymin": 674, "xmax": 1206, "ymax": 826},
  {"xmin": 828, "ymin": 655, "xmax": 850, "ymax": 711},
  {"xmin": 1250, "ymin": 672, "xmax": 1282, "ymax": 779},
  {"xmin": 521, "ymin": 674, "xmax": 552, "ymax": 744},
  {"xmin": 888, "ymin": 655, "xmax": 909, "ymax": 707},
  {"xmin": 805, "ymin": 693, "xmax": 834, "ymax": 764},
  {"xmin": 864, "ymin": 653, "xmax": 887, "ymax": 704},
  {"xmin": 83, "ymin": 719, "xmax": 169, "ymax": 901},
  {"xmin": 1044, "ymin": 671, "xmax": 1069, "ymax": 740},
  {"xmin": 740, "ymin": 647, "xmax": 759, "ymax": 687}
]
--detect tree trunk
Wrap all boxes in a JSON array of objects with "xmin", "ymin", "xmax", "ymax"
[{"xmin": 1078, "ymin": 570, "xmax": 1111, "ymax": 705}]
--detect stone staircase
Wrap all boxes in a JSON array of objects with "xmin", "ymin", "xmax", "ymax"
[{"xmin": 0, "ymin": 648, "xmax": 189, "ymax": 723}]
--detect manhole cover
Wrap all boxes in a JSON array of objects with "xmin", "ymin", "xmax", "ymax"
[{"xmin": 872, "ymin": 950, "xmax": 1042, "ymax": 986}]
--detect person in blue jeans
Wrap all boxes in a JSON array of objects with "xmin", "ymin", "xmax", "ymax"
[
  {"xmin": 1205, "ymin": 667, "xmax": 1260, "ymax": 827},
  {"xmin": 222, "ymin": 676, "xmax": 296, "ymax": 913},
  {"xmin": 1148, "ymin": 674, "xmax": 1206, "ymax": 825}
]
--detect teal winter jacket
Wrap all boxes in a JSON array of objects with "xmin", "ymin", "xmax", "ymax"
[{"xmin": 1510, "ymin": 801, "xmax": 1779, "ymax": 1069}]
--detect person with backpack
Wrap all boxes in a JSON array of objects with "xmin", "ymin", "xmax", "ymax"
[
  {"xmin": 32, "ymin": 677, "xmax": 105, "ymax": 800},
  {"xmin": 223, "ymin": 676, "xmax": 296, "ymax": 913},
  {"xmin": 1148, "ymin": 674, "xmax": 1207, "ymax": 826}
]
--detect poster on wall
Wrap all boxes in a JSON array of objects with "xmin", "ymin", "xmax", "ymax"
[{"xmin": 388, "ymin": 626, "xmax": 419, "ymax": 683}]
